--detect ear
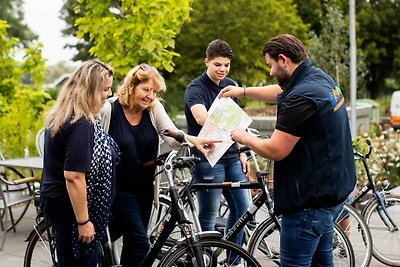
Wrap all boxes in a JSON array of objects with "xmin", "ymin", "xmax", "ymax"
[
  {"xmin": 278, "ymin": 54, "xmax": 290, "ymax": 67},
  {"xmin": 204, "ymin": 58, "xmax": 209, "ymax": 66},
  {"xmin": 128, "ymin": 84, "xmax": 134, "ymax": 95}
]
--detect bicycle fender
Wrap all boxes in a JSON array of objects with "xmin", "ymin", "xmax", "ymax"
[{"xmin": 175, "ymin": 230, "xmax": 223, "ymax": 244}]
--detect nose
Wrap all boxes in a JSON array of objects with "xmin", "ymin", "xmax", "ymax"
[
  {"xmin": 147, "ymin": 90, "xmax": 156, "ymax": 99},
  {"xmin": 107, "ymin": 87, "xmax": 112, "ymax": 97}
]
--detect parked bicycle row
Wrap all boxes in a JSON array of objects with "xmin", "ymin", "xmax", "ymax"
[{"xmin": 22, "ymin": 34, "xmax": 399, "ymax": 267}]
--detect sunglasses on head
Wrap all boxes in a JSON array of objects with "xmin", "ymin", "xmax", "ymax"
[{"xmin": 138, "ymin": 63, "xmax": 151, "ymax": 71}]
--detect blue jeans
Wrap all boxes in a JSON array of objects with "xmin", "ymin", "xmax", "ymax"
[
  {"xmin": 109, "ymin": 190, "xmax": 153, "ymax": 267},
  {"xmin": 280, "ymin": 202, "xmax": 344, "ymax": 267},
  {"xmin": 194, "ymin": 160, "xmax": 250, "ymax": 263},
  {"xmin": 43, "ymin": 198, "xmax": 100, "ymax": 267}
]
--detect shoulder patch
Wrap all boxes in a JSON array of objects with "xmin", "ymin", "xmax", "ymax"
[{"xmin": 329, "ymin": 86, "xmax": 345, "ymax": 112}]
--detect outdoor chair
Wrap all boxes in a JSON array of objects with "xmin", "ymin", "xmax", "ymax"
[
  {"xmin": 35, "ymin": 127, "xmax": 45, "ymax": 156},
  {"xmin": 0, "ymin": 152, "xmax": 40, "ymax": 250}
]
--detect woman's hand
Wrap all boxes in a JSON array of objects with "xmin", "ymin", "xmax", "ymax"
[
  {"xmin": 186, "ymin": 136, "xmax": 222, "ymax": 156},
  {"xmin": 78, "ymin": 221, "xmax": 96, "ymax": 244}
]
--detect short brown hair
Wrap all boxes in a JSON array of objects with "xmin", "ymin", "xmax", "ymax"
[
  {"xmin": 263, "ymin": 34, "xmax": 309, "ymax": 64},
  {"xmin": 206, "ymin": 39, "xmax": 233, "ymax": 60}
]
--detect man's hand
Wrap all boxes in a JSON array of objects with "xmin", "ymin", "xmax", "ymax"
[
  {"xmin": 239, "ymin": 152, "xmax": 250, "ymax": 175},
  {"xmin": 219, "ymin": 85, "xmax": 244, "ymax": 99},
  {"xmin": 230, "ymin": 128, "xmax": 249, "ymax": 144}
]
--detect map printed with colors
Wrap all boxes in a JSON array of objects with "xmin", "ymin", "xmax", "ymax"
[{"xmin": 198, "ymin": 97, "xmax": 252, "ymax": 167}]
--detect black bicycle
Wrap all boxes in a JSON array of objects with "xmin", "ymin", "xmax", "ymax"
[
  {"xmin": 346, "ymin": 138, "xmax": 400, "ymax": 266},
  {"xmin": 151, "ymin": 131, "xmax": 356, "ymax": 266},
  {"xmin": 23, "ymin": 130, "xmax": 262, "ymax": 267}
]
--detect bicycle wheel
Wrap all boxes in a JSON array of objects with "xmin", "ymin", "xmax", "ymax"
[
  {"xmin": 24, "ymin": 220, "xmax": 57, "ymax": 267},
  {"xmin": 362, "ymin": 193, "xmax": 400, "ymax": 266},
  {"xmin": 158, "ymin": 237, "xmax": 261, "ymax": 267},
  {"xmin": 335, "ymin": 203, "xmax": 373, "ymax": 267},
  {"xmin": 24, "ymin": 219, "xmax": 108, "ymax": 267},
  {"xmin": 247, "ymin": 217, "xmax": 355, "ymax": 266}
]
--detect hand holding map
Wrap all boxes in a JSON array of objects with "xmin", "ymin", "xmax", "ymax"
[{"xmin": 198, "ymin": 97, "xmax": 252, "ymax": 167}]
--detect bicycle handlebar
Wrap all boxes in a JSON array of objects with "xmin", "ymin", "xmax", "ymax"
[
  {"xmin": 354, "ymin": 138, "xmax": 374, "ymax": 159},
  {"xmin": 163, "ymin": 129, "xmax": 186, "ymax": 144}
]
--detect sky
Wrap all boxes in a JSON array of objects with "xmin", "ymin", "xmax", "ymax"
[{"xmin": 23, "ymin": 0, "xmax": 78, "ymax": 66}]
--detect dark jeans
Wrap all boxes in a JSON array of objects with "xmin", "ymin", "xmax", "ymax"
[
  {"xmin": 280, "ymin": 202, "xmax": 344, "ymax": 267},
  {"xmin": 110, "ymin": 190, "xmax": 153, "ymax": 267},
  {"xmin": 42, "ymin": 198, "xmax": 100, "ymax": 267}
]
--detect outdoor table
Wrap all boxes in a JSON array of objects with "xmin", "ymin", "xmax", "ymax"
[{"xmin": 0, "ymin": 157, "xmax": 43, "ymax": 171}]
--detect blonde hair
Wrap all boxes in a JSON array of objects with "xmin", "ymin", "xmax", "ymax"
[
  {"xmin": 116, "ymin": 64, "xmax": 166, "ymax": 110},
  {"xmin": 45, "ymin": 59, "xmax": 114, "ymax": 136}
]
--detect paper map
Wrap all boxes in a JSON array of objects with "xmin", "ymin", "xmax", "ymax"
[{"xmin": 198, "ymin": 97, "xmax": 252, "ymax": 167}]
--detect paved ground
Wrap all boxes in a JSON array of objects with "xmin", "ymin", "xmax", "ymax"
[
  {"xmin": 0, "ymin": 203, "xmax": 37, "ymax": 265},
  {"xmin": 0, "ymin": 203, "xmax": 391, "ymax": 266}
]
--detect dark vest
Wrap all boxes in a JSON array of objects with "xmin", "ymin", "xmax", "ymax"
[{"xmin": 274, "ymin": 60, "xmax": 356, "ymax": 215}]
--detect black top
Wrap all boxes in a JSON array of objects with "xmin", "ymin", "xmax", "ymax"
[
  {"xmin": 109, "ymin": 100, "xmax": 158, "ymax": 192},
  {"xmin": 273, "ymin": 60, "xmax": 356, "ymax": 215},
  {"xmin": 184, "ymin": 71, "xmax": 239, "ymax": 162},
  {"xmin": 40, "ymin": 118, "xmax": 94, "ymax": 203},
  {"xmin": 275, "ymin": 95, "xmax": 318, "ymax": 137}
]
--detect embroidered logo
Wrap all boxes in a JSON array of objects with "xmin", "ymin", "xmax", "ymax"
[{"xmin": 329, "ymin": 86, "xmax": 345, "ymax": 112}]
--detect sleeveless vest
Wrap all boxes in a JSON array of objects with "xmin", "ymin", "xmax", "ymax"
[{"xmin": 274, "ymin": 60, "xmax": 356, "ymax": 215}]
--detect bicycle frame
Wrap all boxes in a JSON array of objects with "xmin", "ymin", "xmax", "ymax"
[
  {"xmin": 141, "ymin": 149, "xmax": 219, "ymax": 267},
  {"xmin": 189, "ymin": 148, "xmax": 280, "ymax": 244},
  {"xmin": 350, "ymin": 142, "xmax": 398, "ymax": 231}
]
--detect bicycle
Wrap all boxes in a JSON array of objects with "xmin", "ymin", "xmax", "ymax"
[
  {"xmin": 152, "ymin": 129, "xmax": 356, "ymax": 266},
  {"xmin": 23, "ymin": 129, "xmax": 262, "ymax": 267},
  {"xmin": 348, "ymin": 138, "xmax": 400, "ymax": 266},
  {"xmin": 242, "ymin": 130, "xmax": 372, "ymax": 267}
]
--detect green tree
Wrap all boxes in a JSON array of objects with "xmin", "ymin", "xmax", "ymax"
[
  {"xmin": 356, "ymin": 0, "xmax": 400, "ymax": 98},
  {"xmin": 60, "ymin": 0, "xmax": 94, "ymax": 62},
  {"xmin": 0, "ymin": 20, "xmax": 49, "ymax": 158},
  {"xmin": 163, "ymin": 0, "xmax": 309, "ymax": 113},
  {"xmin": 292, "ymin": 0, "xmax": 323, "ymax": 35},
  {"xmin": 74, "ymin": 0, "xmax": 192, "ymax": 78},
  {"xmin": 0, "ymin": 0, "xmax": 38, "ymax": 47},
  {"xmin": 307, "ymin": 4, "xmax": 368, "ymax": 98}
]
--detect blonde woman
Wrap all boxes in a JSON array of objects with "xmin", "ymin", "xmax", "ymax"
[
  {"xmin": 100, "ymin": 63, "xmax": 219, "ymax": 266},
  {"xmin": 40, "ymin": 59, "xmax": 119, "ymax": 267}
]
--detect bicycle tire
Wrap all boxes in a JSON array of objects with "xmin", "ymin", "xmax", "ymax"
[
  {"xmin": 362, "ymin": 193, "xmax": 400, "ymax": 266},
  {"xmin": 157, "ymin": 237, "xmax": 261, "ymax": 267},
  {"xmin": 24, "ymin": 220, "xmax": 57, "ymax": 267},
  {"xmin": 247, "ymin": 217, "xmax": 355, "ymax": 266},
  {"xmin": 24, "ymin": 219, "xmax": 109, "ymax": 267},
  {"xmin": 335, "ymin": 203, "xmax": 373, "ymax": 267}
]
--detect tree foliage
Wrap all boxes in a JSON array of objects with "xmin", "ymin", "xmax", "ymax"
[
  {"xmin": 74, "ymin": 0, "xmax": 192, "ymax": 78},
  {"xmin": 0, "ymin": 20, "xmax": 49, "ymax": 158},
  {"xmin": 356, "ymin": 0, "xmax": 400, "ymax": 98},
  {"xmin": 307, "ymin": 4, "xmax": 368, "ymax": 98},
  {"xmin": 60, "ymin": 0, "xmax": 94, "ymax": 62},
  {"xmin": 163, "ymin": 0, "xmax": 309, "ymax": 112},
  {"xmin": 0, "ymin": 0, "xmax": 38, "ymax": 47}
]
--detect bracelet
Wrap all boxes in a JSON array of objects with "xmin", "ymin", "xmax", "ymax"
[
  {"xmin": 77, "ymin": 219, "xmax": 90, "ymax": 226},
  {"xmin": 243, "ymin": 86, "xmax": 246, "ymax": 98}
]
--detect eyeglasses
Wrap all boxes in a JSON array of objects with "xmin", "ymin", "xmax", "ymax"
[
  {"xmin": 139, "ymin": 63, "xmax": 151, "ymax": 71},
  {"xmin": 129, "ymin": 63, "xmax": 152, "ymax": 88},
  {"xmin": 132, "ymin": 63, "xmax": 151, "ymax": 80}
]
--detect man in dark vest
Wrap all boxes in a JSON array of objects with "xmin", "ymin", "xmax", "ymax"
[{"xmin": 220, "ymin": 33, "xmax": 356, "ymax": 266}]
